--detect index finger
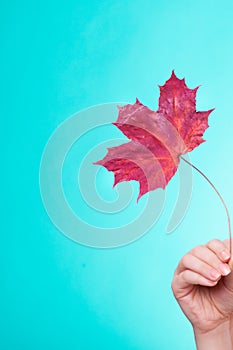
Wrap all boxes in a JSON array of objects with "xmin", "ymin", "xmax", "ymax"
[{"xmin": 206, "ymin": 239, "xmax": 231, "ymax": 262}]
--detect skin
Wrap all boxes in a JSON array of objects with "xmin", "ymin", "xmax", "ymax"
[{"xmin": 172, "ymin": 239, "xmax": 233, "ymax": 349}]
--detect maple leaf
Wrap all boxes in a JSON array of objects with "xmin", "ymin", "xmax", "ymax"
[{"xmin": 94, "ymin": 71, "xmax": 214, "ymax": 200}]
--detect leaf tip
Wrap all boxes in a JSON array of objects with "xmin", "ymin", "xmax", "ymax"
[
  {"xmin": 158, "ymin": 84, "xmax": 163, "ymax": 91},
  {"xmin": 171, "ymin": 69, "xmax": 176, "ymax": 76},
  {"xmin": 93, "ymin": 159, "xmax": 102, "ymax": 166},
  {"xmin": 136, "ymin": 192, "xmax": 142, "ymax": 203},
  {"xmin": 206, "ymin": 108, "xmax": 215, "ymax": 119}
]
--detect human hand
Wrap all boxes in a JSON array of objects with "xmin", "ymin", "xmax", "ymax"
[{"xmin": 172, "ymin": 239, "xmax": 233, "ymax": 349}]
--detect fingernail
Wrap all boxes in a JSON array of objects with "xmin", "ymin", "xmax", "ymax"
[
  {"xmin": 221, "ymin": 250, "xmax": 230, "ymax": 260},
  {"xmin": 219, "ymin": 264, "xmax": 231, "ymax": 276},
  {"xmin": 210, "ymin": 269, "xmax": 221, "ymax": 279}
]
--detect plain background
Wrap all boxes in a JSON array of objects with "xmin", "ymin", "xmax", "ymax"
[{"xmin": 2, "ymin": 1, "xmax": 233, "ymax": 349}]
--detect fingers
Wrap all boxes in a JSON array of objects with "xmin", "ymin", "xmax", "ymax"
[
  {"xmin": 179, "ymin": 270, "xmax": 218, "ymax": 288},
  {"xmin": 206, "ymin": 239, "xmax": 231, "ymax": 262},
  {"xmin": 222, "ymin": 238, "xmax": 233, "ymax": 268},
  {"xmin": 173, "ymin": 239, "xmax": 232, "ymax": 295},
  {"xmin": 201, "ymin": 239, "xmax": 233, "ymax": 293},
  {"xmin": 177, "ymin": 242, "xmax": 231, "ymax": 278},
  {"xmin": 178, "ymin": 253, "xmax": 221, "ymax": 282}
]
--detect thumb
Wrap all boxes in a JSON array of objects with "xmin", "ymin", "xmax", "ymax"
[
  {"xmin": 223, "ymin": 255, "xmax": 233, "ymax": 291},
  {"xmin": 229, "ymin": 257, "xmax": 233, "ymax": 270},
  {"xmin": 227, "ymin": 238, "xmax": 233, "ymax": 270}
]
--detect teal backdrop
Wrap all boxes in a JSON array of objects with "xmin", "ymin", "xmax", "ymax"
[{"xmin": 2, "ymin": 1, "xmax": 233, "ymax": 349}]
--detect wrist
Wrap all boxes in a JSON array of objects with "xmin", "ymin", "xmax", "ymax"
[{"xmin": 194, "ymin": 320, "xmax": 232, "ymax": 350}]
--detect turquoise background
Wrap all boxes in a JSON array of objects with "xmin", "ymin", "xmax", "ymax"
[{"xmin": 2, "ymin": 0, "xmax": 233, "ymax": 349}]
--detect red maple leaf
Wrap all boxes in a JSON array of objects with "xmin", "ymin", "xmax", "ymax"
[{"xmin": 95, "ymin": 71, "xmax": 214, "ymax": 200}]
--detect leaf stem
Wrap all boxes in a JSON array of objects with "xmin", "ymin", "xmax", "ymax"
[{"xmin": 180, "ymin": 156, "xmax": 232, "ymax": 257}]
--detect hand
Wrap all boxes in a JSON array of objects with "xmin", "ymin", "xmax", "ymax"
[{"xmin": 172, "ymin": 239, "xmax": 233, "ymax": 348}]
